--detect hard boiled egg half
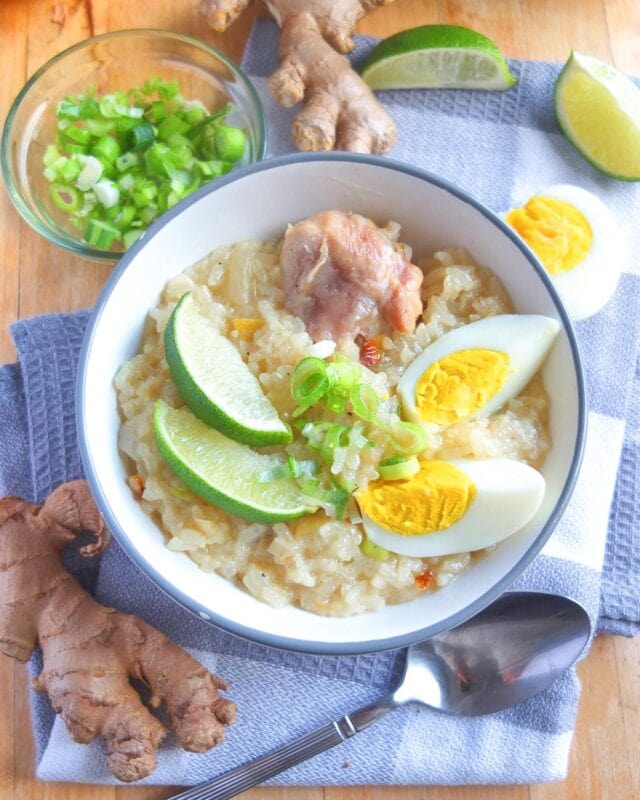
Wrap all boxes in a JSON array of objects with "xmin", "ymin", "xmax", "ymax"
[
  {"xmin": 357, "ymin": 457, "xmax": 545, "ymax": 557},
  {"xmin": 505, "ymin": 184, "xmax": 625, "ymax": 321},
  {"xmin": 397, "ymin": 314, "xmax": 559, "ymax": 427}
]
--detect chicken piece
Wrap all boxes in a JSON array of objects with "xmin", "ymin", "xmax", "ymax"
[{"xmin": 281, "ymin": 211, "xmax": 424, "ymax": 342}]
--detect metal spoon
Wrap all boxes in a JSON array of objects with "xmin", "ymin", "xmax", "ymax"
[{"xmin": 170, "ymin": 591, "xmax": 590, "ymax": 800}]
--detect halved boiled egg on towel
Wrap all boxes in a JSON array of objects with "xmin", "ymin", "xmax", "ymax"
[
  {"xmin": 505, "ymin": 184, "xmax": 625, "ymax": 321},
  {"xmin": 357, "ymin": 457, "xmax": 545, "ymax": 557},
  {"xmin": 397, "ymin": 314, "xmax": 559, "ymax": 427}
]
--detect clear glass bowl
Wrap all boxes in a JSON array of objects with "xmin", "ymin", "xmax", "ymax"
[{"xmin": 1, "ymin": 29, "xmax": 266, "ymax": 262}]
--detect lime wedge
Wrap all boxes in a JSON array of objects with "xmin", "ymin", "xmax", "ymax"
[
  {"xmin": 153, "ymin": 401, "xmax": 315, "ymax": 522},
  {"xmin": 360, "ymin": 25, "xmax": 516, "ymax": 91},
  {"xmin": 554, "ymin": 51, "xmax": 640, "ymax": 181},
  {"xmin": 165, "ymin": 293, "xmax": 292, "ymax": 446}
]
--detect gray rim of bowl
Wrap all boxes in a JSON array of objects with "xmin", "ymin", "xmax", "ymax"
[
  {"xmin": 0, "ymin": 27, "xmax": 267, "ymax": 263},
  {"xmin": 77, "ymin": 151, "xmax": 587, "ymax": 655}
]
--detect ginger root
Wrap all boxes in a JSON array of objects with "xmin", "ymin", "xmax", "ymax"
[
  {"xmin": 200, "ymin": 0, "xmax": 398, "ymax": 153},
  {"xmin": 0, "ymin": 480, "xmax": 236, "ymax": 782}
]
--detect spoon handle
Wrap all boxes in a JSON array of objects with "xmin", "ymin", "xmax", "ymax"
[{"xmin": 168, "ymin": 702, "xmax": 394, "ymax": 800}]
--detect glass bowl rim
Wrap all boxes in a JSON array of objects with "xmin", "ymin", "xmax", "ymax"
[{"xmin": 1, "ymin": 27, "xmax": 268, "ymax": 263}]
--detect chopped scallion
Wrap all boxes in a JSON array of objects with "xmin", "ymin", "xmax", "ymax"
[
  {"xmin": 388, "ymin": 421, "xmax": 429, "ymax": 455},
  {"xmin": 214, "ymin": 125, "xmax": 246, "ymax": 161},
  {"xmin": 378, "ymin": 455, "xmax": 420, "ymax": 480},
  {"xmin": 350, "ymin": 383, "xmax": 380, "ymax": 422},
  {"xmin": 83, "ymin": 219, "xmax": 120, "ymax": 248},
  {"xmin": 291, "ymin": 357, "xmax": 331, "ymax": 414},
  {"xmin": 43, "ymin": 78, "xmax": 244, "ymax": 251},
  {"xmin": 360, "ymin": 537, "xmax": 391, "ymax": 561},
  {"xmin": 130, "ymin": 122, "xmax": 156, "ymax": 151},
  {"xmin": 50, "ymin": 184, "xmax": 81, "ymax": 212}
]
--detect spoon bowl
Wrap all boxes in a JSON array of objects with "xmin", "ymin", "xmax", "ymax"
[
  {"xmin": 170, "ymin": 591, "xmax": 591, "ymax": 800},
  {"xmin": 377, "ymin": 591, "xmax": 590, "ymax": 718}
]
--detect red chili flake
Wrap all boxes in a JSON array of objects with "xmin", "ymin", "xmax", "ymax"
[
  {"xmin": 415, "ymin": 568, "xmax": 434, "ymax": 590},
  {"xmin": 359, "ymin": 337, "xmax": 382, "ymax": 367}
]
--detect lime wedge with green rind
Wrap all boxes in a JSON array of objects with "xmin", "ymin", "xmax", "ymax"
[
  {"xmin": 153, "ymin": 401, "xmax": 315, "ymax": 522},
  {"xmin": 360, "ymin": 25, "xmax": 516, "ymax": 91},
  {"xmin": 165, "ymin": 292, "xmax": 292, "ymax": 446},
  {"xmin": 554, "ymin": 51, "xmax": 640, "ymax": 181}
]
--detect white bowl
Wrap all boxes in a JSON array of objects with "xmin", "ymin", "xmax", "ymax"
[{"xmin": 77, "ymin": 153, "xmax": 586, "ymax": 654}]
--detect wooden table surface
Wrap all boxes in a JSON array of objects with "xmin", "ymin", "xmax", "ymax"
[{"xmin": 1, "ymin": 1, "xmax": 639, "ymax": 798}]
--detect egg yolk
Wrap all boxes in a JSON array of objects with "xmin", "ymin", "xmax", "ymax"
[
  {"xmin": 506, "ymin": 196, "xmax": 592, "ymax": 275},
  {"xmin": 358, "ymin": 460, "xmax": 476, "ymax": 536},
  {"xmin": 414, "ymin": 348, "xmax": 510, "ymax": 425}
]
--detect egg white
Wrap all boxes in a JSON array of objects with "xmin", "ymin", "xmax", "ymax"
[
  {"xmin": 397, "ymin": 314, "xmax": 560, "ymax": 426},
  {"xmin": 360, "ymin": 458, "xmax": 545, "ymax": 558},
  {"xmin": 509, "ymin": 184, "xmax": 625, "ymax": 321}
]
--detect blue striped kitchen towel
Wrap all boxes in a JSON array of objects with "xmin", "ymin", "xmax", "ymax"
[{"xmin": 0, "ymin": 18, "xmax": 638, "ymax": 787}]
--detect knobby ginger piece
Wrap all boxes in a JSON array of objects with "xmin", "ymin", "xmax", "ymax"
[
  {"xmin": 0, "ymin": 480, "xmax": 236, "ymax": 782},
  {"xmin": 200, "ymin": 0, "xmax": 398, "ymax": 153}
]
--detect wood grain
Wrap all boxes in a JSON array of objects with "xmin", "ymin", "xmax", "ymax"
[{"xmin": 0, "ymin": 1, "xmax": 638, "ymax": 799}]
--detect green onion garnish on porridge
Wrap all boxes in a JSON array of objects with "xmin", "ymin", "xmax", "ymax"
[{"xmin": 115, "ymin": 210, "xmax": 556, "ymax": 615}]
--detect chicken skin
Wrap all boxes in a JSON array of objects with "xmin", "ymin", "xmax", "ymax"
[{"xmin": 280, "ymin": 210, "xmax": 424, "ymax": 342}]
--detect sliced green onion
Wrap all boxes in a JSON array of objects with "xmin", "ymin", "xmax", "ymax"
[
  {"xmin": 97, "ymin": 95, "xmax": 119, "ymax": 119},
  {"xmin": 130, "ymin": 122, "xmax": 156, "ymax": 151},
  {"xmin": 86, "ymin": 119, "xmax": 115, "ymax": 137},
  {"xmin": 116, "ymin": 152, "xmax": 139, "ymax": 172},
  {"xmin": 158, "ymin": 114, "xmax": 190, "ymax": 141},
  {"xmin": 197, "ymin": 159, "xmax": 233, "ymax": 178},
  {"xmin": 114, "ymin": 116, "xmax": 140, "ymax": 134},
  {"xmin": 320, "ymin": 425, "xmax": 350, "ymax": 465},
  {"xmin": 83, "ymin": 218, "xmax": 120, "ymax": 249},
  {"xmin": 148, "ymin": 100, "xmax": 166, "ymax": 121},
  {"xmin": 64, "ymin": 143, "xmax": 88, "ymax": 155},
  {"xmin": 57, "ymin": 100, "xmax": 82, "ymax": 119},
  {"xmin": 389, "ymin": 421, "xmax": 429, "ymax": 455},
  {"xmin": 378, "ymin": 455, "xmax": 420, "ymax": 481},
  {"xmin": 76, "ymin": 155, "xmax": 103, "ymax": 190},
  {"xmin": 214, "ymin": 125, "xmax": 246, "ymax": 161},
  {"xmin": 123, "ymin": 229, "xmax": 144, "ymax": 249},
  {"xmin": 349, "ymin": 424, "xmax": 369, "ymax": 449},
  {"xmin": 257, "ymin": 462, "xmax": 293, "ymax": 484},
  {"xmin": 166, "ymin": 132, "xmax": 195, "ymax": 151},
  {"xmin": 79, "ymin": 99, "xmax": 100, "ymax": 119},
  {"xmin": 257, "ymin": 455, "xmax": 320, "ymax": 483},
  {"xmin": 46, "ymin": 79, "xmax": 241, "ymax": 252},
  {"xmin": 360, "ymin": 536, "xmax": 391, "ymax": 561},
  {"xmin": 350, "ymin": 383, "xmax": 380, "ymax": 422},
  {"xmin": 58, "ymin": 158, "xmax": 81, "ymax": 183},
  {"xmin": 183, "ymin": 105, "xmax": 206, "ymax": 125},
  {"xmin": 43, "ymin": 145, "xmax": 61, "ymax": 167},
  {"xmin": 327, "ymin": 360, "xmax": 362, "ymax": 389},
  {"xmin": 323, "ymin": 386, "xmax": 349, "ymax": 414},
  {"xmin": 64, "ymin": 125, "xmax": 91, "ymax": 145},
  {"xmin": 301, "ymin": 479, "xmax": 352, "ymax": 520},
  {"xmin": 291, "ymin": 357, "xmax": 331, "ymax": 413},
  {"xmin": 50, "ymin": 184, "xmax": 81, "ymax": 212},
  {"xmin": 143, "ymin": 76, "xmax": 180, "ymax": 99},
  {"xmin": 290, "ymin": 457, "xmax": 320, "ymax": 479},
  {"xmin": 301, "ymin": 421, "xmax": 334, "ymax": 450},
  {"xmin": 328, "ymin": 484, "xmax": 351, "ymax": 520},
  {"xmin": 94, "ymin": 179, "xmax": 120, "ymax": 209},
  {"xmin": 186, "ymin": 105, "xmax": 232, "ymax": 141},
  {"xmin": 109, "ymin": 204, "xmax": 136, "ymax": 229},
  {"xmin": 92, "ymin": 135, "xmax": 121, "ymax": 163}
]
